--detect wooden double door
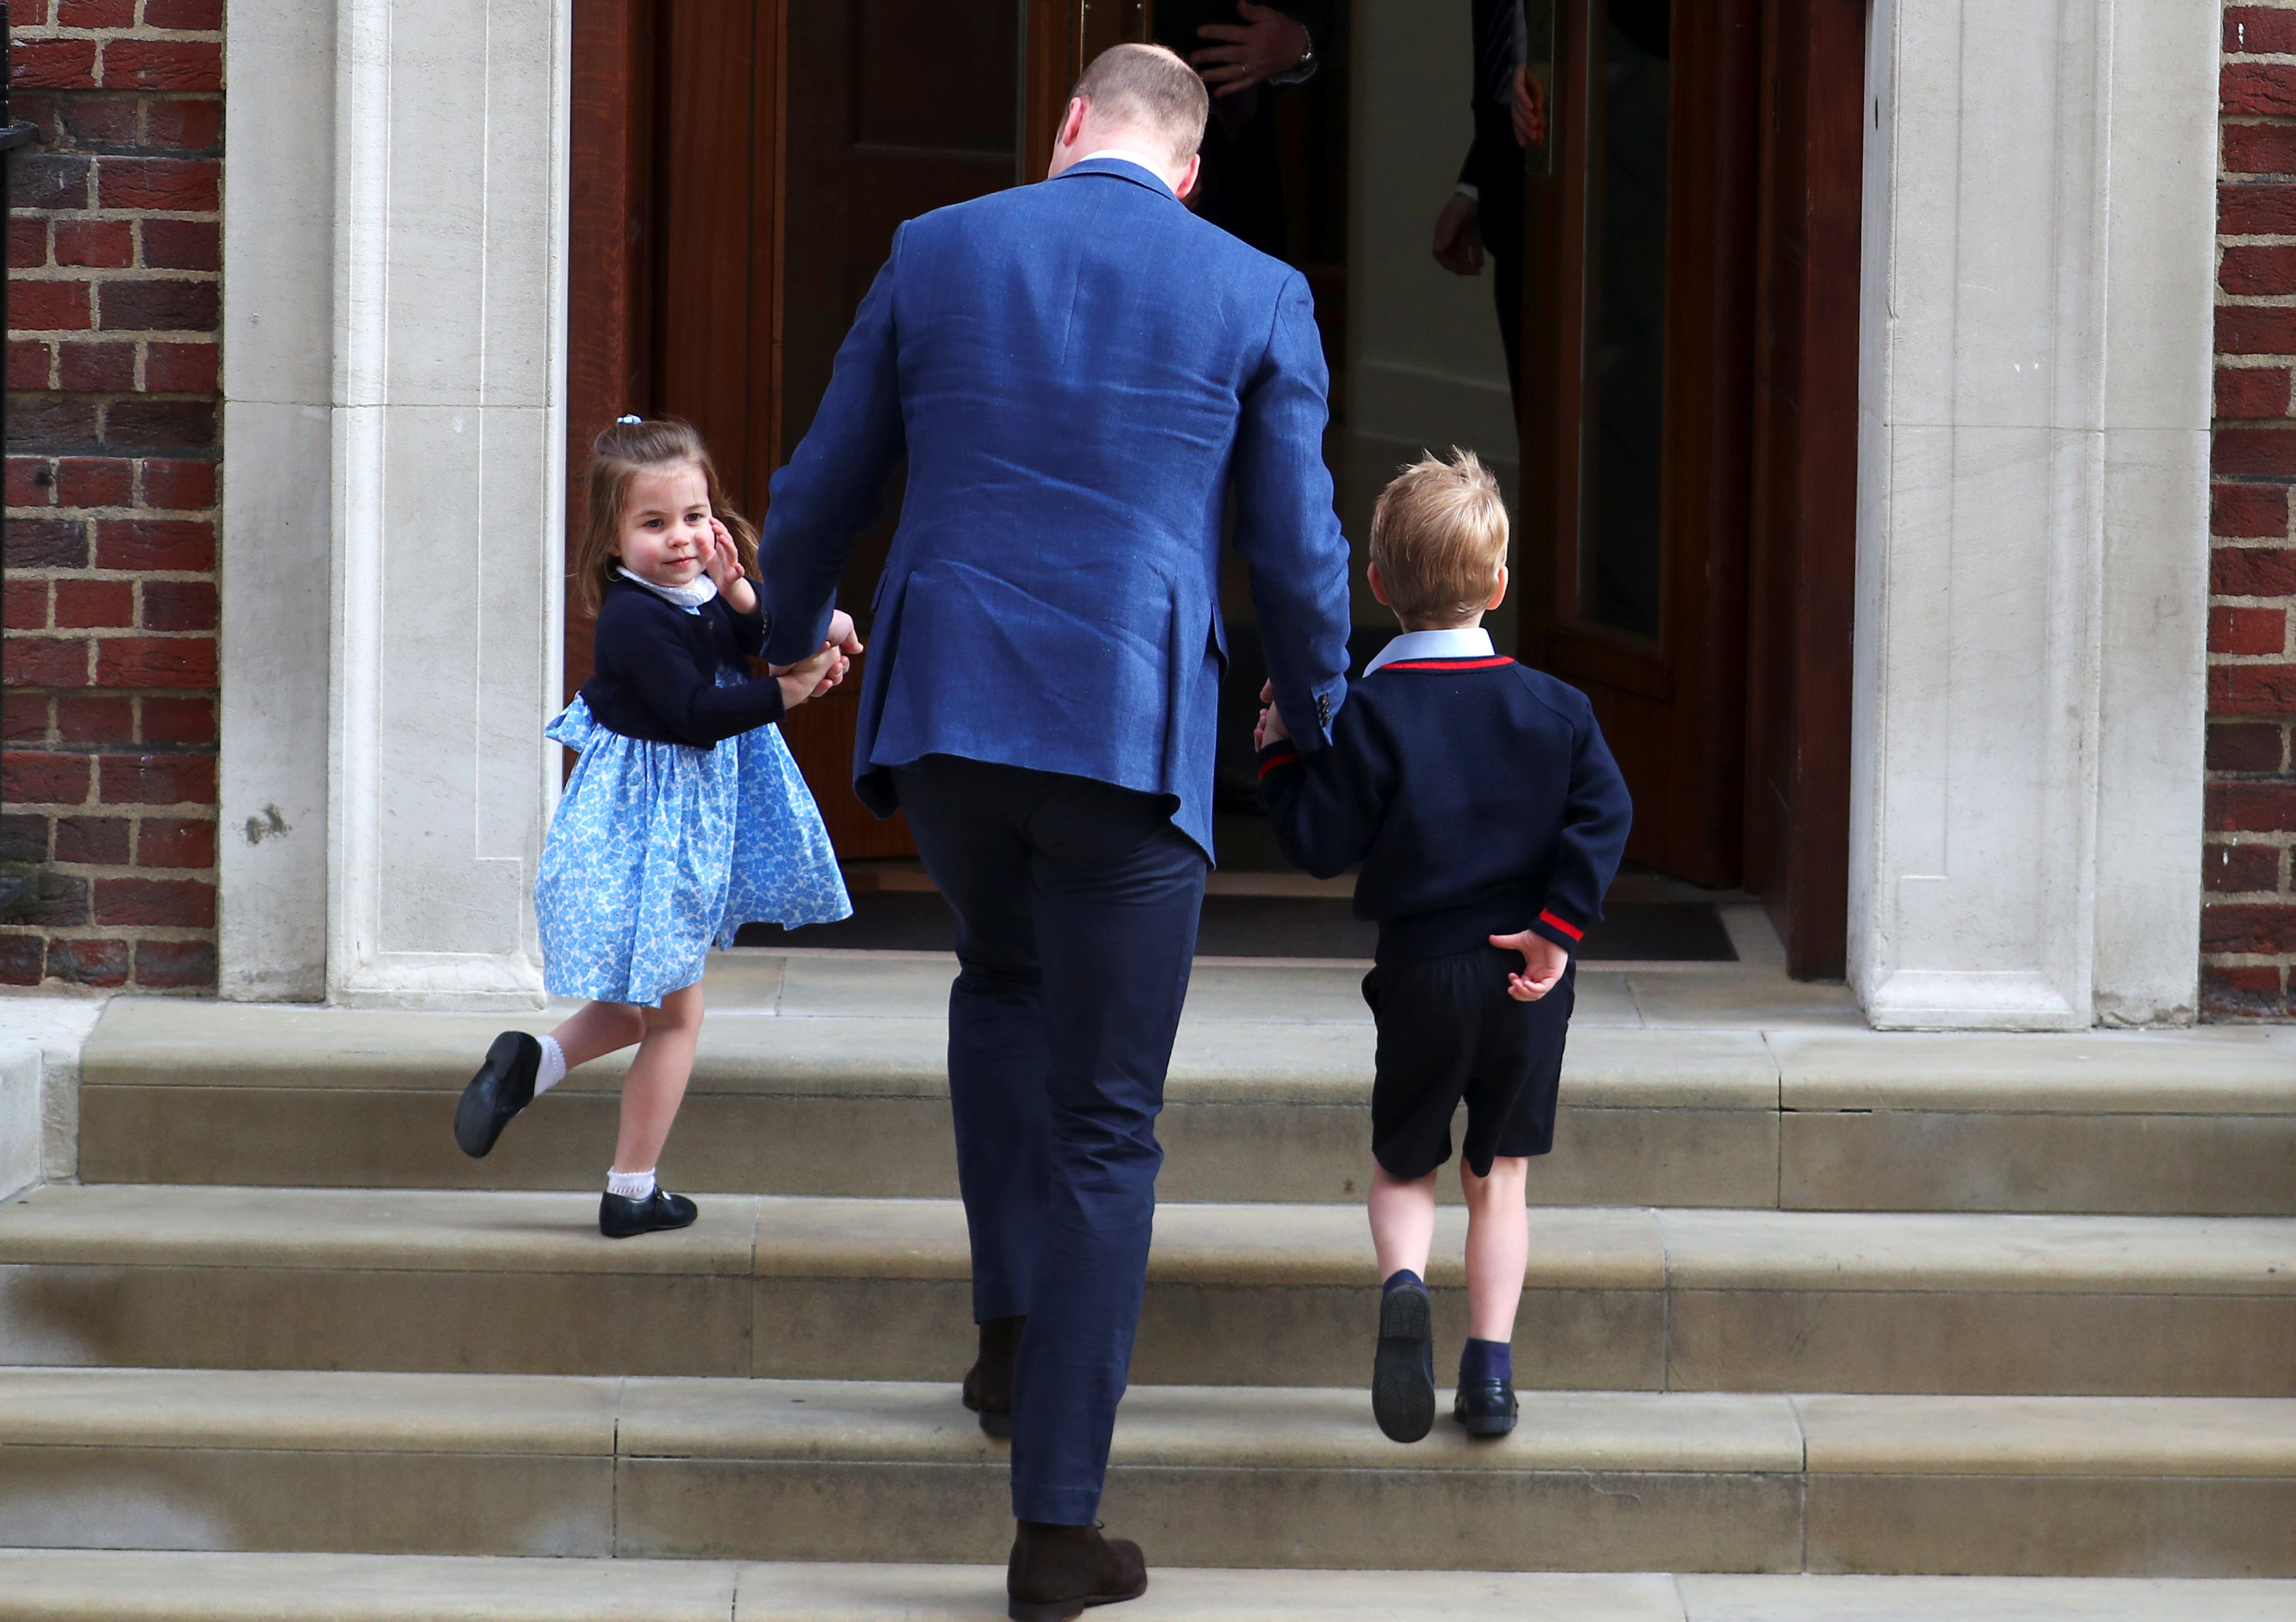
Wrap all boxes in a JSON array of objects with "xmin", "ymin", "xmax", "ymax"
[
  {"xmin": 565, "ymin": 0, "xmax": 1865, "ymax": 975},
  {"xmin": 565, "ymin": 0, "xmax": 1138, "ymax": 857}
]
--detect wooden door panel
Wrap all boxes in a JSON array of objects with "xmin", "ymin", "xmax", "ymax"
[
  {"xmin": 654, "ymin": 5, "xmax": 769, "ymax": 510},
  {"xmin": 564, "ymin": 0, "xmax": 655, "ymax": 703},
  {"xmin": 775, "ymin": 0, "xmax": 1030, "ymax": 856},
  {"xmin": 1520, "ymin": 0, "xmax": 1759, "ymax": 887}
]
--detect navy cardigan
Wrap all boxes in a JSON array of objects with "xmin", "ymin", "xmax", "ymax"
[
  {"xmin": 1258, "ymin": 654, "xmax": 1633, "ymax": 965},
  {"xmin": 579, "ymin": 578, "xmax": 785, "ymax": 749}
]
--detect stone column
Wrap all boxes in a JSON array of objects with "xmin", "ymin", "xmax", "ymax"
[
  {"xmin": 218, "ymin": 0, "xmax": 337, "ymax": 1001},
  {"xmin": 325, "ymin": 0, "xmax": 570, "ymax": 1008},
  {"xmin": 1851, "ymin": 0, "xmax": 2217, "ymax": 1028}
]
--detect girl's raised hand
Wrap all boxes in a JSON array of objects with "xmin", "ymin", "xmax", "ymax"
[
  {"xmin": 701, "ymin": 518, "xmax": 739, "ymax": 588},
  {"xmin": 704, "ymin": 516, "xmax": 758, "ymax": 614}
]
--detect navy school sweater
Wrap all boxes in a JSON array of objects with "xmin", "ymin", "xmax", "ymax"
[
  {"xmin": 1257, "ymin": 654, "xmax": 1634, "ymax": 965},
  {"xmin": 579, "ymin": 577, "xmax": 787, "ymax": 749}
]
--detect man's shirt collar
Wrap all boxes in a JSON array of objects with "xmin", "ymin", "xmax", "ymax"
[{"xmin": 1069, "ymin": 148, "xmax": 1176, "ymax": 194}]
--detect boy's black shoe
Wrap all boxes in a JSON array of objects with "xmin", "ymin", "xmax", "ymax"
[
  {"xmin": 1007, "ymin": 1519, "xmax": 1147, "ymax": 1621},
  {"xmin": 1370, "ymin": 1278, "xmax": 1436, "ymax": 1444},
  {"xmin": 455, "ymin": 1031, "xmax": 540, "ymax": 1158},
  {"xmin": 963, "ymin": 1314, "xmax": 1025, "ymax": 1439},
  {"xmin": 1454, "ymin": 1377, "xmax": 1519, "ymax": 1438},
  {"xmin": 599, "ymin": 1188, "xmax": 697, "ymax": 1239}
]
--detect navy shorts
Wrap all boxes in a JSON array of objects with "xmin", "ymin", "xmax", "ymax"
[{"xmin": 1363, "ymin": 946, "xmax": 1574, "ymax": 1180}]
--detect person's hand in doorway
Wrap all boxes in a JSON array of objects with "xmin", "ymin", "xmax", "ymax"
[
  {"xmin": 1192, "ymin": 1, "xmax": 1312, "ymax": 96},
  {"xmin": 1511, "ymin": 62, "xmax": 1548, "ymax": 148},
  {"xmin": 1489, "ymin": 929, "xmax": 1569, "ymax": 1002},
  {"xmin": 1433, "ymin": 192, "xmax": 1485, "ymax": 276}
]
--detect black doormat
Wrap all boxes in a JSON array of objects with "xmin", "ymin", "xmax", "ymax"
[{"xmin": 741, "ymin": 892, "xmax": 1736, "ymax": 962}]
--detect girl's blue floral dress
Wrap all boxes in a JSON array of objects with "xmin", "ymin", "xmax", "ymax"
[{"xmin": 536, "ymin": 673, "xmax": 851, "ymax": 1009}]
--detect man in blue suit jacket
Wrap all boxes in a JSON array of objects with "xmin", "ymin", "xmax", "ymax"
[{"xmin": 760, "ymin": 43, "xmax": 1350, "ymax": 1619}]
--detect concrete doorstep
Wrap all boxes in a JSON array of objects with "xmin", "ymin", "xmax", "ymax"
[
  {"xmin": 67, "ymin": 992, "xmax": 2296, "ymax": 1213},
  {"xmin": 0, "ymin": 1369, "xmax": 2291, "ymax": 1574},
  {"xmin": 0, "ymin": 1553, "xmax": 2293, "ymax": 1622},
  {"xmin": 1, "ymin": 1186, "xmax": 2291, "ymax": 1396}
]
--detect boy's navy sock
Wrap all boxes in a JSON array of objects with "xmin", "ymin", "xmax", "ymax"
[
  {"xmin": 1382, "ymin": 1269, "xmax": 1424, "ymax": 1297},
  {"xmin": 1460, "ymin": 1337, "xmax": 1512, "ymax": 1385}
]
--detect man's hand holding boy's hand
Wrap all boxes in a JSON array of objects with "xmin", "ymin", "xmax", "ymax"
[
  {"xmin": 1254, "ymin": 678, "xmax": 1292, "ymax": 752},
  {"xmin": 1490, "ymin": 930, "xmax": 1569, "ymax": 1002}
]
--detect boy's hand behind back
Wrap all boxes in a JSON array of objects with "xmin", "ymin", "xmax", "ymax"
[{"xmin": 1490, "ymin": 930, "xmax": 1569, "ymax": 1001}]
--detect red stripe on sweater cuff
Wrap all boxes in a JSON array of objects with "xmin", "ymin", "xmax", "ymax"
[
  {"xmin": 1258, "ymin": 749, "xmax": 1300, "ymax": 779},
  {"xmin": 1538, "ymin": 910, "xmax": 1585, "ymax": 942}
]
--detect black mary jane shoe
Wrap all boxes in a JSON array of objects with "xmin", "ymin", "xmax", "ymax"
[
  {"xmin": 963, "ymin": 1314, "xmax": 1025, "ymax": 1440},
  {"xmin": 1454, "ymin": 1377, "xmax": 1519, "ymax": 1438},
  {"xmin": 1370, "ymin": 1279, "xmax": 1436, "ymax": 1444},
  {"xmin": 455, "ymin": 1031, "xmax": 541, "ymax": 1158},
  {"xmin": 598, "ymin": 1188, "xmax": 699, "ymax": 1239}
]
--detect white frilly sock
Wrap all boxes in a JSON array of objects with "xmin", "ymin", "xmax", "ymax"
[
  {"xmin": 606, "ymin": 1167, "xmax": 657, "ymax": 1202},
  {"xmin": 533, "ymin": 1035, "xmax": 567, "ymax": 1096}
]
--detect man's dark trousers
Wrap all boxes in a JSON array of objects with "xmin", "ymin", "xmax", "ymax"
[{"xmin": 892, "ymin": 755, "xmax": 1207, "ymax": 1526}]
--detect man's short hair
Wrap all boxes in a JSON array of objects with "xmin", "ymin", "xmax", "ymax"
[
  {"xmin": 1074, "ymin": 43, "xmax": 1209, "ymax": 162},
  {"xmin": 1370, "ymin": 449, "xmax": 1511, "ymax": 626}
]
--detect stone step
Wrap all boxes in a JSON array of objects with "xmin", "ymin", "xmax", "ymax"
[
  {"xmin": 4, "ymin": 1186, "xmax": 2290, "ymax": 1396},
  {"xmin": 70, "ymin": 986, "xmax": 2296, "ymax": 1215},
  {"xmin": 0, "ymin": 1367, "xmax": 2289, "ymax": 1574},
  {"xmin": 3, "ymin": 1552, "xmax": 2293, "ymax": 1622}
]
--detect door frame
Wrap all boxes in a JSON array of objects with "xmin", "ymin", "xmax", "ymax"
[
  {"xmin": 1516, "ymin": 0, "xmax": 1860, "ymax": 972},
  {"xmin": 1741, "ymin": 0, "xmax": 1865, "ymax": 978}
]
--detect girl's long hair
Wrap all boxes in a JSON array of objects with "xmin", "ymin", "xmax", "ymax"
[{"xmin": 573, "ymin": 417, "xmax": 759, "ymax": 615}]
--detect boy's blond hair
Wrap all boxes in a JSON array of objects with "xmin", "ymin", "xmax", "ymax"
[{"xmin": 1369, "ymin": 448, "xmax": 1509, "ymax": 627}]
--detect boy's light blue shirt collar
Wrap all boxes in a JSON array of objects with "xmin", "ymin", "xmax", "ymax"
[{"xmin": 1361, "ymin": 626, "xmax": 1494, "ymax": 675}]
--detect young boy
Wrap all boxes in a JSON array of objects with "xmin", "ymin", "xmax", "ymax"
[{"xmin": 1256, "ymin": 448, "xmax": 1631, "ymax": 1443}]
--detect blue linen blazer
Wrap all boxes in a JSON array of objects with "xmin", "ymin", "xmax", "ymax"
[{"xmin": 758, "ymin": 157, "xmax": 1354, "ymax": 858}]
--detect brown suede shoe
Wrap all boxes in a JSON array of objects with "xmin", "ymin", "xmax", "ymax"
[
  {"xmin": 1006, "ymin": 1520, "xmax": 1147, "ymax": 1621},
  {"xmin": 961, "ymin": 1314, "xmax": 1025, "ymax": 1439}
]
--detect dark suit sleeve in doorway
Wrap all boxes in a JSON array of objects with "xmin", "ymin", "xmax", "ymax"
[
  {"xmin": 1232, "ymin": 270, "xmax": 1353, "ymax": 751},
  {"xmin": 759, "ymin": 232, "xmax": 910, "ymax": 667}
]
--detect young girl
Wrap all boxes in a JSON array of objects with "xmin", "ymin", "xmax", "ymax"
[{"xmin": 454, "ymin": 417, "xmax": 856, "ymax": 1237}]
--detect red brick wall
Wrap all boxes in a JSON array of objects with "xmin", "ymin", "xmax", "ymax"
[{"xmin": 0, "ymin": 0, "xmax": 219, "ymax": 992}]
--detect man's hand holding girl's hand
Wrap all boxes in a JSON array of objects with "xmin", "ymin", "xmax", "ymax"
[
  {"xmin": 1254, "ymin": 678, "xmax": 1292, "ymax": 753},
  {"xmin": 775, "ymin": 644, "xmax": 843, "ymax": 711},
  {"xmin": 770, "ymin": 611, "xmax": 864, "ymax": 709},
  {"xmin": 1490, "ymin": 930, "xmax": 1569, "ymax": 1002}
]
